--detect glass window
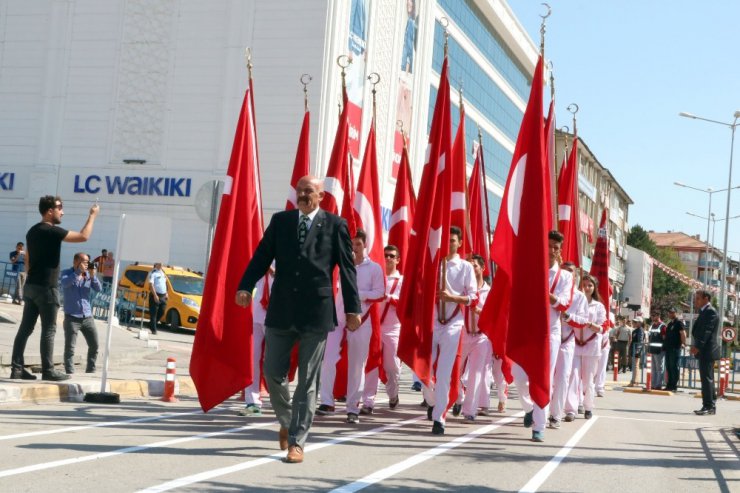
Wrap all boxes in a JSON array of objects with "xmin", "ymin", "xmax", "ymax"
[
  {"xmin": 124, "ymin": 269, "xmax": 147, "ymax": 288},
  {"xmin": 168, "ymin": 275, "xmax": 204, "ymax": 296}
]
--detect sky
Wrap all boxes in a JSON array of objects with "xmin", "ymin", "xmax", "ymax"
[{"xmin": 508, "ymin": 0, "xmax": 740, "ymax": 258}]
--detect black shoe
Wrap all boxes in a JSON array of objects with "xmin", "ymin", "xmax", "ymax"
[
  {"xmin": 584, "ymin": 410, "xmax": 593, "ymax": 419},
  {"xmin": 316, "ymin": 404, "xmax": 335, "ymax": 416},
  {"xmin": 65, "ymin": 368, "xmax": 74, "ymax": 375},
  {"xmin": 336, "ymin": 395, "xmax": 347, "ymax": 403},
  {"xmin": 427, "ymin": 405, "xmax": 434, "ymax": 421},
  {"xmin": 523, "ymin": 411, "xmax": 534, "ymax": 428},
  {"xmin": 411, "ymin": 382, "xmax": 422, "ymax": 392},
  {"xmin": 694, "ymin": 407, "xmax": 716, "ymax": 416},
  {"xmin": 420, "ymin": 399, "xmax": 429, "ymax": 408},
  {"xmin": 346, "ymin": 413, "xmax": 359, "ymax": 424},
  {"xmin": 431, "ymin": 420, "xmax": 445, "ymax": 435},
  {"xmin": 359, "ymin": 406, "xmax": 373, "ymax": 416},
  {"xmin": 389, "ymin": 396, "xmax": 399, "ymax": 409},
  {"xmin": 451, "ymin": 403, "xmax": 462, "ymax": 417},
  {"xmin": 10, "ymin": 368, "xmax": 37, "ymax": 380},
  {"xmin": 41, "ymin": 370, "xmax": 71, "ymax": 382}
]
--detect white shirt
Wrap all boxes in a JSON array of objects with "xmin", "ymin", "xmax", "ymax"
[
  {"xmin": 574, "ymin": 298, "xmax": 607, "ymax": 356},
  {"xmin": 563, "ymin": 288, "xmax": 589, "ymax": 343},
  {"xmin": 355, "ymin": 256, "xmax": 385, "ymax": 317},
  {"xmin": 380, "ymin": 271, "xmax": 403, "ymax": 329},
  {"xmin": 434, "ymin": 254, "xmax": 477, "ymax": 326},
  {"xmin": 465, "ymin": 281, "xmax": 490, "ymax": 334},
  {"xmin": 549, "ymin": 263, "xmax": 574, "ymax": 334},
  {"xmin": 252, "ymin": 273, "xmax": 274, "ymax": 325},
  {"xmin": 298, "ymin": 207, "xmax": 320, "ymax": 229}
]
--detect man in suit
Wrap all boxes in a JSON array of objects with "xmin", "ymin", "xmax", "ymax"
[
  {"xmin": 690, "ymin": 289, "xmax": 720, "ymax": 415},
  {"xmin": 236, "ymin": 175, "xmax": 361, "ymax": 464}
]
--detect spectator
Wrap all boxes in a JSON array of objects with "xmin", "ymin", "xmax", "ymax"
[
  {"xmin": 60, "ymin": 252, "xmax": 101, "ymax": 374},
  {"xmin": 148, "ymin": 262, "xmax": 168, "ymax": 335},
  {"xmin": 9, "ymin": 241, "xmax": 26, "ymax": 305},
  {"xmin": 615, "ymin": 316, "xmax": 632, "ymax": 373},
  {"xmin": 92, "ymin": 249, "xmax": 107, "ymax": 271},
  {"xmin": 629, "ymin": 316, "xmax": 645, "ymax": 385},
  {"xmin": 647, "ymin": 311, "xmax": 667, "ymax": 389},
  {"xmin": 101, "ymin": 251, "xmax": 115, "ymax": 285},
  {"xmin": 663, "ymin": 307, "xmax": 686, "ymax": 391}
]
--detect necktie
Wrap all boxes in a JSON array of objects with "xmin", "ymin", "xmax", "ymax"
[{"xmin": 298, "ymin": 214, "xmax": 309, "ymax": 246}]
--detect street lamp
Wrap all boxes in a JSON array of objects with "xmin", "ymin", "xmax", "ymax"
[
  {"xmin": 679, "ymin": 110, "xmax": 740, "ymax": 324},
  {"xmin": 685, "ymin": 211, "xmax": 740, "ymax": 284}
]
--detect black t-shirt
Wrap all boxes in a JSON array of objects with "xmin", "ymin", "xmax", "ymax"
[
  {"xmin": 26, "ymin": 222, "xmax": 68, "ymax": 287},
  {"xmin": 664, "ymin": 319, "xmax": 686, "ymax": 349}
]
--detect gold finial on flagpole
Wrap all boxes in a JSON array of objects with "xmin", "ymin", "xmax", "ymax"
[
  {"xmin": 440, "ymin": 17, "xmax": 450, "ymax": 57},
  {"xmin": 539, "ymin": 3, "xmax": 551, "ymax": 54},
  {"xmin": 567, "ymin": 103, "xmax": 579, "ymax": 136},
  {"xmin": 337, "ymin": 55, "xmax": 351, "ymax": 94},
  {"xmin": 300, "ymin": 74, "xmax": 312, "ymax": 112},
  {"xmin": 368, "ymin": 72, "xmax": 380, "ymax": 121}
]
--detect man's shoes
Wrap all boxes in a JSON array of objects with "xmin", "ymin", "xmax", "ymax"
[
  {"xmin": 548, "ymin": 416, "xmax": 560, "ymax": 429},
  {"xmin": 477, "ymin": 408, "xmax": 490, "ymax": 417},
  {"xmin": 85, "ymin": 367, "xmax": 96, "ymax": 373},
  {"xmin": 411, "ymin": 381, "xmax": 422, "ymax": 392},
  {"xmin": 12, "ymin": 299, "xmax": 21, "ymax": 305},
  {"xmin": 531, "ymin": 431, "xmax": 544, "ymax": 442},
  {"xmin": 10, "ymin": 368, "xmax": 37, "ymax": 380},
  {"xmin": 451, "ymin": 403, "xmax": 462, "ymax": 417},
  {"xmin": 426, "ymin": 406, "xmax": 434, "ymax": 421},
  {"xmin": 523, "ymin": 411, "xmax": 534, "ymax": 428},
  {"xmin": 238, "ymin": 404, "xmax": 262, "ymax": 417},
  {"xmin": 65, "ymin": 368, "xmax": 74, "ymax": 375},
  {"xmin": 577, "ymin": 405, "xmax": 584, "ymax": 415},
  {"xmin": 315, "ymin": 404, "xmax": 335, "ymax": 416},
  {"xmin": 694, "ymin": 407, "xmax": 716, "ymax": 416},
  {"xmin": 278, "ymin": 427, "xmax": 289, "ymax": 450},
  {"xmin": 41, "ymin": 370, "xmax": 71, "ymax": 381},
  {"xmin": 420, "ymin": 399, "xmax": 428, "ymax": 408},
  {"xmin": 346, "ymin": 413, "xmax": 359, "ymax": 424},
  {"xmin": 497, "ymin": 402, "xmax": 506, "ymax": 413},
  {"xmin": 336, "ymin": 395, "xmax": 347, "ymax": 402},
  {"xmin": 564, "ymin": 413, "xmax": 575, "ymax": 422},
  {"xmin": 285, "ymin": 444, "xmax": 303, "ymax": 463},
  {"xmin": 389, "ymin": 396, "xmax": 399, "ymax": 409},
  {"xmin": 359, "ymin": 406, "xmax": 373, "ymax": 416},
  {"xmin": 151, "ymin": 330, "xmax": 157, "ymax": 335},
  {"xmin": 584, "ymin": 410, "xmax": 593, "ymax": 419},
  {"xmin": 463, "ymin": 414, "xmax": 476, "ymax": 423},
  {"xmin": 431, "ymin": 420, "xmax": 445, "ymax": 435}
]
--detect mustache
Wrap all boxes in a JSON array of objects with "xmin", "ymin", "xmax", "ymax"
[{"xmin": 297, "ymin": 197, "xmax": 309, "ymax": 203}]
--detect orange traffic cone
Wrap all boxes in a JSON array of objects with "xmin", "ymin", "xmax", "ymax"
[{"xmin": 162, "ymin": 357, "xmax": 178, "ymax": 402}]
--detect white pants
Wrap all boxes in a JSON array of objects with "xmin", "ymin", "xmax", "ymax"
[
  {"xmin": 550, "ymin": 338, "xmax": 575, "ymax": 420},
  {"xmin": 319, "ymin": 326, "xmax": 345, "ymax": 407},
  {"xmin": 422, "ymin": 321, "xmax": 463, "ymax": 424},
  {"xmin": 459, "ymin": 332, "xmax": 492, "ymax": 417},
  {"xmin": 511, "ymin": 332, "xmax": 560, "ymax": 432},
  {"xmin": 492, "ymin": 355, "xmax": 507, "ymax": 404},
  {"xmin": 245, "ymin": 322, "xmax": 266, "ymax": 406},
  {"xmin": 567, "ymin": 354, "xmax": 599, "ymax": 412},
  {"xmin": 345, "ymin": 320, "xmax": 373, "ymax": 414},
  {"xmin": 595, "ymin": 344, "xmax": 610, "ymax": 393},
  {"xmin": 362, "ymin": 325, "xmax": 401, "ymax": 407}
]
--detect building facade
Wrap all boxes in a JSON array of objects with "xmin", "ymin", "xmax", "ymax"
[{"xmin": 0, "ymin": 0, "xmax": 537, "ymax": 271}]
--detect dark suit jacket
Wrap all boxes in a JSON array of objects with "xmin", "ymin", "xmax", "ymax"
[
  {"xmin": 691, "ymin": 304, "xmax": 720, "ymax": 360},
  {"xmin": 239, "ymin": 208, "xmax": 361, "ymax": 332}
]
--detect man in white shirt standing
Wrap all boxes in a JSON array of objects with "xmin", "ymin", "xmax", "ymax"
[
  {"xmin": 148, "ymin": 262, "xmax": 168, "ymax": 335},
  {"xmin": 425, "ymin": 226, "xmax": 477, "ymax": 435},
  {"xmin": 345, "ymin": 230, "xmax": 385, "ymax": 424},
  {"xmin": 511, "ymin": 231, "xmax": 573, "ymax": 442},
  {"xmin": 361, "ymin": 244, "xmax": 404, "ymax": 413}
]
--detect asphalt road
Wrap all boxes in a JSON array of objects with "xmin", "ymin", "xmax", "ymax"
[{"xmin": 1, "ymin": 378, "xmax": 737, "ymax": 493}]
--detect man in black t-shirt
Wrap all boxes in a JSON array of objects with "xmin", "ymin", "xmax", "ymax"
[
  {"xmin": 10, "ymin": 195, "xmax": 99, "ymax": 381},
  {"xmin": 663, "ymin": 307, "xmax": 686, "ymax": 391}
]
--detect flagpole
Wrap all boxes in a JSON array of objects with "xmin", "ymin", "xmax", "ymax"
[
  {"xmin": 459, "ymin": 81, "xmax": 472, "ymax": 249},
  {"xmin": 439, "ymin": 17, "xmax": 450, "ymax": 322},
  {"xmin": 301, "ymin": 73, "xmax": 312, "ymax": 113},
  {"xmin": 245, "ymin": 47, "xmax": 264, "ymax": 231},
  {"xmin": 477, "ymin": 125, "xmax": 494, "ymax": 277},
  {"xmin": 556, "ymin": 125, "xmax": 569, "ymax": 220},
  {"xmin": 567, "ymin": 103, "xmax": 581, "ymax": 273}
]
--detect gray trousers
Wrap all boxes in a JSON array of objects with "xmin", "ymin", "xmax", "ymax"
[
  {"xmin": 650, "ymin": 351, "xmax": 665, "ymax": 388},
  {"xmin": 263, "ymin": 325, "xmax": 328, "ymax": 449},
  {"xmin": 63, "ymin": 315, "xmax": 99, "ymax": 373}
]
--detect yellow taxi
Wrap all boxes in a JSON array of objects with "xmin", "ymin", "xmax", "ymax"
[{"xmin": 118, "ymin": 263, "xmax": 204, "ymax": 330}]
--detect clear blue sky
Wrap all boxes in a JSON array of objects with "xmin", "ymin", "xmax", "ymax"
[{"xmin": 509, "ymin": 0, "xmax": 740, "ymax": 258}]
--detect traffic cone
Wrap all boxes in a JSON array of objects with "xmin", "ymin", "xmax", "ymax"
[
  {"xmin": 613, "ymin": 351, "xmax": 619, "ymax": 382},
  {"xmin": 645, "ymin": 353, "xmax": 652, "ymax": 391},
  {"xmin": 162, "ymin": 357, "xmax": 178, "ymax": 403}
]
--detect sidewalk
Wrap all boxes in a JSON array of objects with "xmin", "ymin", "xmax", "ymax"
[{"xmin": 0, "ymin": 300, "xmax": 196, "ymax": 404}]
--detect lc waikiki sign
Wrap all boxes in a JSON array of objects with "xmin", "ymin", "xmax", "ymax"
[
  {"xmin": 73, "ymin": 174, "xmax": 192, "ymax": 197},
  {"xmin": 0, "ymin": 172, "xmax": 15, "ymax": 190}
]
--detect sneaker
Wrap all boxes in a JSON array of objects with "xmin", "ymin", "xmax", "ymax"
[
  {"xmin": 10, "ymin": 368, "xmax": 37, "ymax": 380},
  {"xmin": 584, "ymin": 410, "xmax": 593, "ymax": 419},
  {"xmin": 359, "ymin": 405, "xmax": 373, "ymax": 416},
  {"xmin": 548, "ymin": 416, "xmax": 561, "ymax": 429},
  {"xmin": 41, "ymin": 370, "xmax": 71, "ymax": 382},
  {"xmin": 389, "ymin": 396, "xmax": 399, "ymax": 409},
  {"xmin": 316, "ymin": 404, "xmax": 335, "ymax": 416},
  {"xmin": 497, "ymin": 402, "xmax": 506, "ymax": 413},
  {"xmin": 531, "ymin": 430, "xmax": 544, "ymax": 442},
  {"xmin": 238, "ymin": 404, "xmax": 262, "ymax": 417},
  {"xmin": 463, "ymin": 414, "xmax": 476, "ymax": 423},
  {"xmin": 427, "ymin": 405, "xmax": 434, "ymax": 421},
  {"xmin": 451, "ymin": 403, "xmax": 462, "ymax": 417},
  {"xmin": 564, "ymin": 413, "xmax": 575, "ymax": 422},
  {"xmin": 577, "ymin": 405, "xmax": 585, "ymax": 415},
  {"xmin": 346, "ymin": 413, "xmax": 359, "ymax": 424},
  {"xmin": 477, "ymin": 408, "xmax": 490, "ymax": 417},
  {"xmin": 523, "ymin": 411, "xmax": 534, "ymax": 428},
  {"xmin": 411, "ymin": 381, "xmax": 422, "ymax": 392},
  {"xmin": 431, "ymin": 420, "xmax": 445, "ymax": 435},
  {"xmin": 596, "ymin": 391, "xmax": 605, "ymax": 397}
]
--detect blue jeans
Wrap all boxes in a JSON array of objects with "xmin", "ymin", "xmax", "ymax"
[{"xmin": 12, "ymin": 284, "xmax": 60, "ymax": 373}]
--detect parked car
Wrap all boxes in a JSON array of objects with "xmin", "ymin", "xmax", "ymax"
[{"xmin": 118, "ymin": 263, "xmax": 203, "ymax": 330}]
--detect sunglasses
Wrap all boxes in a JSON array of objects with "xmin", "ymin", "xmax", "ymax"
[{"xmin": 384, "ymin": 253, "xmax": 397, "ymax": 259}]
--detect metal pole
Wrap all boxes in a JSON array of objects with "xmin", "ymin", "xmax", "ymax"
[
  {"xmin": 718, "ymin": 120, "xmax": 738, "ymax": 332},
  {"xmin": 706, "ymin": 193, "xmax": 712, "ymax": 286}
]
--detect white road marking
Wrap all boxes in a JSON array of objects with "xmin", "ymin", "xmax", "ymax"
[
  {"xmin": 518, "ymin": 416, "xmax": 599, "ymax": 493},
  {"xmin": 0, "ymin": 420, "xmax": 276, "ymax": 479},
  {"xmin": 137, "ymin": 416, "xmax": 425, "ymax": 493},
  {"xmin": 599, "ymin": 415, "xmax": 714, "ymax": 426},
  {"xmin": 328, "ymin": 412, "xmax": 524, "ymax": 493}
]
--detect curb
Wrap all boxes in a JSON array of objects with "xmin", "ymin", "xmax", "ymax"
[{"xmin": 623, "ymin": 387, "xmax": 674, "ymax": 396}]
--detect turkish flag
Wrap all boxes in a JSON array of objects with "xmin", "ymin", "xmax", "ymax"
[
  {"xmin": 590, "ymin": 208, "xmax": 612, "ymax": 326},
  {"xmin": 191, "ymin": 84, "xmax": 263, "ymax": 412},
  {"xmin": 557, "ymin": 135, "xmax": 581, "ymax": 267},
  {"xmin": 397, "ymin": 56, "xmax": 452, "ymax": 388},
  {"xmin": 285, "ymin": 110, "xmax": 311, "ymax": 210},
  {"xmin": 451, "ymin": 108, "xmax": 469, "ymax": 256},
  {"xmin": 478, "ymin": 55, "xmax": 551, "ymax": 408},
  {"xmin": 388, "ymin": 141, "xmax": 416, "ymax": 273},
  {"xmin": 321, "ymin": 90, "xmax": 350, "ymax": 218},
  {"xmin": 468, "ymin": 144, "xmax": 491, "ymax": 276}
]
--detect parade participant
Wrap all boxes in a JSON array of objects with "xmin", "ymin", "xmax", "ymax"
[
  {"xmin": 11, "ymin": 196, "xmax": 99, "ymax": 381},
  {"xmin": 511, "ymin": 230, "xmax": 573, "ymax": 442},
  {"xmin": 345, "ymin": 230, "xmax": 384, "ymax": 423},
  {"xmin": 595, "ymin": 312, "xmax": 615, "ymax": 397},
  {"xmin": 361, "ymin": 245, "xmax": 404, "ymax": 413},
  {"xmin": 458, "ymin": 254, "xmax": 492, "ymax": 422},
  {"xmin": 492, "ymin": 352, "xmax": 508, "ymax": 413},
  {"xmin": 424, "ymin": 226, "xmax": 477, "ymax": 435},
  {"xmin": 236, "ymin": 175, "xmax": 361, "ymax": 464},
  {"xmin": 550, "ymin": 261, "xmax": 587, "ymax": 428},
  {"xmin": 238, "ymin": 265, "xmax": 275, "ymax": 417},
  {"xmin": 60, "ymin": 252, "xmax": 102, "ymax": 374},
  {"xmin": 564, "ymin": 274, "xmax": 606, "ymax": 421}
]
